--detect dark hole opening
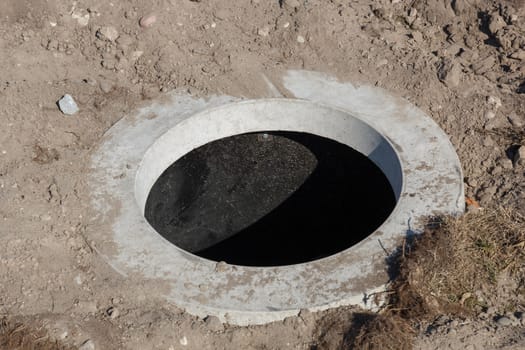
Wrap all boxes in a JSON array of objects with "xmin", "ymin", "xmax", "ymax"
[{"xmin": 145, "ymin": 131, "xmax": 397, "ymax": 267}]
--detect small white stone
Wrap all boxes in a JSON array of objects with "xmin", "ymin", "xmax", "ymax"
[
  {"xmin": 74, "ymin": 275, "xmax": 82, "ymax": 285},
  {"xmin": 258, "ymin": 26, "xmax": 270, "ymax": 37},
  {"xmin": 283, "ymin": 22, "xmax": 290, "ymax": 28},
  {"xmin": 484, "ymin": 110, "xmax": 496, "ymax": 120},
  {"xmin": 297, "ymin": 35, "xmax": 305, "ymax": 43},
  {"xmin": 72, "ymin": 11, "xmax": 90, "ymax": 26},
  {"xmin": 496, "ymin": 316, "xmax": 513, "ymax": 327},
  {"xmin": 283, "ymin": 0, "xmax": 301, "ymax": 8},
  {"xmin": 97, "ymin": 26, "xmax": 119, "ymax": 41},
  {"xmin": 487, "ymin": 95, "xmax": 502, "ymax": 109},
  {"xmin": 179, "ymin": 336, "xmax": 188, "ymax": 346},
  {"xmin": 57, "ymin": 94, "xmax": 79, "ymax": 115}
]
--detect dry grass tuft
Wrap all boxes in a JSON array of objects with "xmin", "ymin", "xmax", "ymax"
[
  {"xmin": 344, "ymin": 313, "xmax": 414, "ymax": 350},
  {"xmin": 0, "ymin": 318, "xmax": 71, "ymax": 350},
  {"xmin": 390, "ymin": 207, "xmax": 525, "ymax": 320}
]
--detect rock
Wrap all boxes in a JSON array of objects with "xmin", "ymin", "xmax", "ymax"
[
  {"xmin": 57, "ymin": 94, "xmax": 79, "ymax": 115},
  {"xmin": 509, "ymin": 50, "xmax": 525, "ymax": 60},
  {"xmin": 99, "ymin": 80, "xmax": 113, "ymax": 93},
  {"xmin": 508, "ymin": 113, "xmax": 524, "ymax": 128},
  {"xmin": 106, "ymin": 306, "xmax": 119, "ymax": 319},
  {"xmin": 139, "ymin": 14, "xmax": 157, "ymax": 28},
  {"xmin": 79, "ymin": 339, "xmax": 95, "ymax": 350},
  {"xmin": 496, "ymin": 315, "xmax": 513, "ymax": 327},
  {"xmin": 72, "ymin": 10, "xmax": 90, "ymax": 26},
  {"xmin": 282, "ymin": 0, "xmax": 301, "ymax": 8},
  {"xmin": 497, "ymin": 157, "xmax": 514, "ymax": 170},
  {"xmin": 514, "ymin": 146, "xmax": 525, "ymax": 165},
  {"xmin": 438, "ymin": 59, "xmax": 461, "ymax": 87},
  {"xmin": 257, "ymin": 26, "xmax": 270, "ymax": 37},
  {"xmin": 489, "ymin": 14, "xmax": 506, "ymax": 35},
  {"xmin": 484, "ymin": 111, "xmax": 496, "ymax": 120},
  {"xmin": 297, "ymin": 35, "xmax": 305, "ymax": 43},
  {"xmin": 96, "ymin": 26, "xmax": 119, "ymax": 41},
  {"xmin": 179, "ymin": 336, "xmax": 188, "ymax": 346},
  {"xmin": 487, "ymin": 95, "xmax": 502, "ymax": 109},
  {"xmin": 204, "ymin": 315, "xmax": 224, "ymax": 332}
]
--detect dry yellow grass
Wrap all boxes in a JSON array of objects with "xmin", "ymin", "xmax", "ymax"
[
  {"xmin": 390, "ymin": 207, "xmax": 525, "ymax": 320},
  {"xmin": 0, "ymin": 318, "xmax": 71, "ymax": 350}
]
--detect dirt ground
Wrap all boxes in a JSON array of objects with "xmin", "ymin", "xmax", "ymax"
[{"xmin": 0, "ymin": 0, "xmax": 524, "ymax": 349}]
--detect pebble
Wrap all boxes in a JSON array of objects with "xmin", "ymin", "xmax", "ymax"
[
  {"xmin": 297, "ymin": 35, "xmax": 305, "ymax": 43},
  {"xmin": 282, "ymin": 0, "xmax": 301, "ymax": 8},
  {"xmin": 57, "ymin": 94, "xmax": 79, "ymax": 115},
  {"xmin": 139, "ymin": 14, "xmax": 157, "ymax": 28},
  {"xmin": 106, "ymin": 306, "xmax": 120, "ymax": 319},
  {"xmin": 204, "ymin": 315, "xmax": 224, "ymax": 332},
  {"xmin": 72, "ymin": 10, "xmax": 90, "ymax": 26},
  {"xmin": 179, "ymin": 336, "xmax": 188, "ymax": 346},
  {"xmin": 498, "ymin": 157, "xmax": 514, "ymax": 170},
  {"xmin": 96, "ymin": 26, "xmax": 119, "ymax": 41},
  {"xmin": 484, "ymin": 111, "xmax": 496, "ymax": 120},
  {"xmin": 79, "ymin": 339, "xmax": 95, "ymax": 350},
  {"xmin": 437, "ymin": 59, "xmax": 461, "ymax": 87},
  {"xmin": 514, "ymin": 146, "xmax": 525, "ymax": 164},
  {"xmin": 496, "ymin": 316, "xmax": 513, "ymax": 327},
  {"xmin": 487, "ymin": 95, "xmax": 502, "ymax": 109},
  {"xmin": 488, "ymin": 14, "xmax": 506, "ymax": 35},
  {"xmin": 507, "ymin": 113, "xmax": 524, "ymax": 128},
  {"xmin": 257, "ymin": 26, "xmax": 270, "ymax": 37}
]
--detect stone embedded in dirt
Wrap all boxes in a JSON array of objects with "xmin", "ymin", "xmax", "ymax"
[
  {"xmin": 139, "ymin": 14, "xmax": 157, "ymax": 28},
  {"xmin": 514, "ymin": 146, "xmax": 525, "ymax": 165},
  {"xmin": 106, "ymin": 306, "xmax": 120, "ymax": 319},
  {"xmin": 487, "ymin": 95, "xmax": 502, "ymax": 109},
  {"xmin": 257, "ymin": 26, "xmax": 270, "ymax": 37},
  {"xmin": 495, "ymin": 316, "xmax": 513, "ymax": 327},
  {"xmin": 57, "ymin": 94, "xmax": 79, "ymax": 115},
  {"xmin": 484, "ymin": 110, "xmax": 496, "ymax": 120},
  {"xmin": 508, "ymin": 113, "xmax": 524, "ymax": 128},
  {"xmin": 282, "ymin": 0, "xmax": 301, "ymax": 8},
  {"xmin": 96, "ymin": 26, "xmax": 119, "ymax": 41},
  {"xmin": 72, "ymin": 10, "xmax": 90, "ymax": 26},
  {"xmin": 297, "ymin": 35, "xmax": 305, "ymax": 43},
  {"xmin": 489, "ymin": 14, "xmax": 506, "ymax": 35},
  {"xmin": 204, "ymin": 315, "xmax": 224, "ymax": 332},
  {"xmin": 509, "ymin": 50, "xmax": 525, "ymax": 61},
  {"xmin": 437, "ymin": 59, "xmax": 461, "ymax": 87},
  {"xmin": 498, "ymin": 157, "xmax": 514, "ymax": 170},
  {"xmin": 79, "ymin": 339, "xmax": 95, "ymax": 350}
]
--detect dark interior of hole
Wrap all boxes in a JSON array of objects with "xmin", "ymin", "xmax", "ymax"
[{"xmin": 145, "ymin": 131, "xmax": 396, "ymax": 267}]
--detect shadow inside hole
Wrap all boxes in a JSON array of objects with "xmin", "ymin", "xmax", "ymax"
[{"xmin": 145, "ymin": 131, "xmax": 396, "ymax": 267}]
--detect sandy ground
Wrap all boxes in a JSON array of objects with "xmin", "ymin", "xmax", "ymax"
[{"xmin": 0, "ymin": 0, "xmax": 524, "ymax": 349}]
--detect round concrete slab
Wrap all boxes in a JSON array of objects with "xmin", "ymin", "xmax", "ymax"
[{"xmin": 89, "ymin": 70, "xmax": 464, "ymax": 325}]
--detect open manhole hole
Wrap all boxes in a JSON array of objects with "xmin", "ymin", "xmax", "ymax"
[
  {"xmin": 145, "ymin": 131, "xmax": 396, "ymax": 267},
  {"xmin": 91, "ymin": 71, "xmax": 464, "ymax": 325}
]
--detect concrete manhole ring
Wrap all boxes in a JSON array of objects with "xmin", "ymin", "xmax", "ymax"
[{"xmin": 89, "ymin": 70, "xmax": 464, "ymax": 325}]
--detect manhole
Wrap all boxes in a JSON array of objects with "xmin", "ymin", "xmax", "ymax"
[
  {"xmin": 145, "ymin": 131, "xmax": 397, "ymax": 267},
  {"xmin": 89, "ymin": 70, "xmax": 463, "ymax": 325}
]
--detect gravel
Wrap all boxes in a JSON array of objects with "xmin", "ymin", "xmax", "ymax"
[{"xmin": 57, "ymin": 94, "xmax": 79, "ymax": 115}]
